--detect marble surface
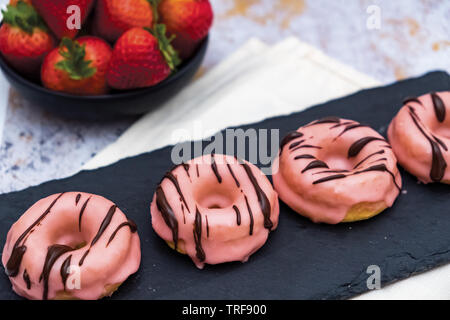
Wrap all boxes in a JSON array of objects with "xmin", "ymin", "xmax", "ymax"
[{"xmin": 0, "ymin": 0, "xmax": 449, "ymax": 193}]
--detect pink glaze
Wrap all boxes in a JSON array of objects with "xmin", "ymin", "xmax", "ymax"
[
  {"xmin": 150, "ymin": 154, "xmax": 279, "ymax": 269},
  {"xmin": 272, "ymin": 118, "xmax": 402, "ymax": 224},
  {"xmin": 2, "ymin": 192, "xmax": 141, "ymax": 300},
  {"xmin": 388, "ymin": 91, "xmax": 450, "ymax": 184}
]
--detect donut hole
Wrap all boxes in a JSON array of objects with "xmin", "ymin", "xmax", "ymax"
[
  {"xmin": 53, "ymin": 235, "xmax": 88, "ymax": 250},
  {"xmin": 49, "ymin": 225, "xmax": 89, "ymax": 250},
  {"xmin": 321, "ymin": 155, "xmax": 355, "ymax": 171},
  {"xmin": 193, "ymin": 180, "xmax": 239, "ymax": 210},
  {"xmin": 318, "ymin": 145, "xmax": 356, "ymax": 171},
  {"xmin": 208, "ymin": 204, "xmax": 223, "ymax": 209},
  {"xmin": 197, "ymin": 192, "xmax": 234, "ymax": 210}
]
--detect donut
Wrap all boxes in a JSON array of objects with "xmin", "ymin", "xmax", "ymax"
[
  {"xmin": 272, "ymin": 117, "xmax": 402, "ymax": 224},
  {"xmin": 2, "ymin": 192, "xmax": 141, "ymax": 300},
  {"xmin": 388, "ymin": 91, "xmax": 450, "ymax": 184},
  {"xmin": 150, "ymin": 154, "xmax": 279, "ymax": 269}
]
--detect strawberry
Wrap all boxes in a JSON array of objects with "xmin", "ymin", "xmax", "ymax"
[
  {"xmin": 41, "ymin": 36, "xmax": 112, "ymax": 95},
  {"xmin": 158, "ymin": 0, "xmax": 213, "ymax": 59},
  {"xmin": 107, "ymin": 26, "xmax": 179, "ymax": 90},
  {"xmin": 0, "ymin": 1, "xmax": 55, "ymax": 78},
  {"xmin": 31, "ymin": 0, "xmax": 95, "ymax": 39},
  {"xmin": 93, "ymin": 0, "xmax": 155, "ymax": 43}
]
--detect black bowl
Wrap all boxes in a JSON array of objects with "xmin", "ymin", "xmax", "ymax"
[{"xmin": 0, "ymin": 32, "xmax": 208, "ymax": 120}]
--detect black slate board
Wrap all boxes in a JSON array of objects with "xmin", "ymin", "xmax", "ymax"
[{"xmin": 0, "ymin": 72, "xmax": 449, "ymax": 300}]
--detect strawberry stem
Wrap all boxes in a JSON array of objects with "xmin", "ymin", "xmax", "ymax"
[
  {"xmin": 146, "ymin": 24, "xmax": 181, "ymax": 71},
  {"xmin": 1, "ymin": 0, "xmax": 48, "ymax": 34},
  {"xmin": 147, "ymin": 0, "xmax": 161, "ymax": 23},
  {"xmin": 55, "ymin": 38, "xmax": 97, "ymax": 80}
]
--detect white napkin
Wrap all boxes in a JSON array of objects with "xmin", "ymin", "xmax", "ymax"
[{"xmin": 82, "ymin": 37, "xmax": 448, "ymax": 299}]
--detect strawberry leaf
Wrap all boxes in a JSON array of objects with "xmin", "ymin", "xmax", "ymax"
[
  {"xmin": 1, "ymin": 1, "xmax": 48, "ymax": 34},
  {"xmin": 55, "ymin": 38, "xmax": 97, "ymax": 80},
  {"xmin": 147, "ymin": 24, "xmax": 181, "ymax": 71}
]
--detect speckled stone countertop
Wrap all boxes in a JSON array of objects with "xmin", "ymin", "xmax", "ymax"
[{"xmin": 0, "ymin": 0, "xmax": 449, "ymax": 193}]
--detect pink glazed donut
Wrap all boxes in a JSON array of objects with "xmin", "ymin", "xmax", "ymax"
[
  {"xmin": 150, "ymin": 154, "xmax": 279, "ymax": 269},
  {"xmin": 2, "ymin": 192, "xmax": 141, "ymax": 300},
  {"xmin": 272, "ymin": 117, "xmax": 402, "ymax": 224},
  {"xmin": 388, "ymin": 91, "xmax": 450, "ymax": 183}
]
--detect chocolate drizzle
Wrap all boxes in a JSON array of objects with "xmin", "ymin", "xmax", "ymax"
[
  {"xmin": 41, "ymin": 244, "xmax": 74, "ymax": 300},
  {"xmin": 336, "ymin": 123, "xmax": 368, "ymax": 139},
  {"xmin": 313, "ymin": 169, "xmax": 349, "ymax": 175},
  {"xmin": 403, "ymin": 96, "xmax": 422, "ymax": 106},
  {"xmin": 241, "ymin": 163, "xmax": 273, "ymax": 230},
  {"xmin": 106, "ymin": 219, "xmax": 137, "ymax": 247},
  {"xmin": 244, "ymin": 196, "xmax": 254, "ymax": 236},
  {"xmin": 312, "ymin": 163, "xmax": 401, "ymax": 190},
  {"xmin": 79, "ymin": 250, "xmax": 89, "ymax": 267},
  {"xmin": 348, "ymin": 137, "xmax": 385, "ymax": 158},
  {"xmin": 210, "ymin": 154, "xmax": 222, "ymax": 183},
  {"xmin": 60, "ymin": 255, "xmax": 72, "ymax": 290},
  {"xmin": 408, "ymin": 106, "xmax": 447, "ymax": 181},
  {"xmin": 330, "ymin": 121, "xmax": 353, "ymax": 129},
  {"xmin": 354, "ymin": 164, "xmax": 401, "ymax": 190},
  {"xmin": 92, "ymin": 205, "xmax": 117, "ymax": 246},
  {"xmin": 78, "ymin": 197, "xmax": 91, "ymax": 232},
  {"xmin": 193, "ymin": 208, "xmax": 205, "ymax": 262},
  {"xmin": 79, "ymin": 205, "xmax": 117, "ymax": 266},
  {"xmin": 289, "ymin": 140, "xmax": 305, "ymax": 150},
  {"xmin": 301, "ymin": 160, "xmax": 329, "ymax": 173},
  {"xmin": 75, "ymin": 194, "xmax": 81, "ymax": 205},
  {"xmin": 353, "ymin": 150, "xmax": 385, "ymax": 169},
  {"xmin": 369, "ymin": 157, "xmax": 387, "ymax": 164},
  {"xmin": 233, "ymin": 205, "xmax": 241, "ymax": 225},
  {"xmin": 432, "ymin": 134, "xmax": 448, "ymax": 151},
  {"xmin": 156, "ymin": 186, "xmax": 179, "ymax": 250},
  {"xmin": 23, "ymin": 269, "xmax": 31, "ymax": 290},
  {"xmin": 290, "ymin": 144, "xmax": 322, "ymax": 152},
  {"xmin": 313, "ymin": 174, "xmax": 347, "ymax": 184},
  {"xmin": 205, "ymin": 215, "xmax": 210, "ymax": 238},
  {"xmin": 280, "ymin": 131, "xmax": 304, "ymax": 154},
  {"xmin": 6, "ymin": 193, "xmax": 65, "ymax": 277},
  {"xmin": 163, "ymin": 172, "xmax": 190, "ymax": 213},
  {"xmin": 294, "ymin": 154, "xmax": 315, "ymax": 160},
  {"xmin": 305, "ymin": 116, "xmax": 341, "ymax": 127},
  {"xmin": 196, "ymin": 164, "xmax": 200, "ymax": 177},
  {"xmin": 181, "ymin": 204, "xmax": 186, "ymax": 224},
  {"xmin": 182, "ymin": 163, "xmax": 190, "ymax": 178},
  {"xmin": 227, "ymin": 163, "xmax": 240, "ymax": 187},
  {"xmin": 431, "ymin": 92, "xmax": 446, "ymax": 123},
  {"xmin": 6, "ymin": 246, "xmax": 26, "ymax": 278}
]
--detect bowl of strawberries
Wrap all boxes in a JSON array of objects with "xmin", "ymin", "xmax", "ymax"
[{"xmin": 0, "ymin": 0, "xmax": 212, "ymax": 119}]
